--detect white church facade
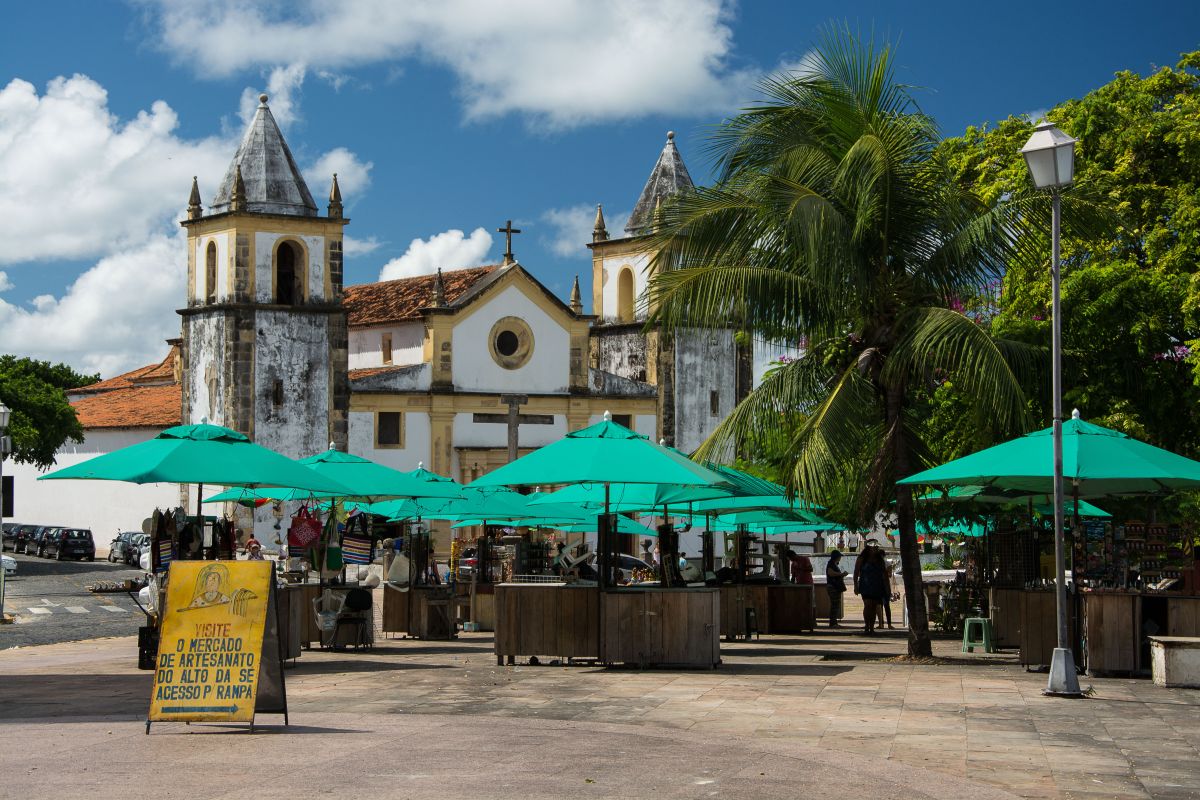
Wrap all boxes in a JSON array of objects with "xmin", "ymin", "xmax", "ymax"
[{"xmin": 5, "ymin": 97, "xmax": 748, "ymax": 541}]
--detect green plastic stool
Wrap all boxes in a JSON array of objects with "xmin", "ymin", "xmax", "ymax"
[{"xmin": 962, "ymin": 617, "xmax": 995, "ymax": 653}]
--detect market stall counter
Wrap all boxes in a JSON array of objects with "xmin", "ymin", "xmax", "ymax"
[
  {"xmin": 719, "ymin": 584, "xmax": 816, "ymax": 638},
  {"xmin": 495, "ymin": 583, "xmax": 720, "ymax": 668}
]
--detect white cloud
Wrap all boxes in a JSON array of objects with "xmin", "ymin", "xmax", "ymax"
[
  {"xmin": 378, "ymin": 228, "xmax": 493, "ymax": 281},
  {"xmin": 303, "ymin": 146, "xmax": 373, "ymax": 209},
  {"xmin": 0, "ymin": 75, "xmax": 230, "ymax": 265},
  {"xmin": 540, "ymin": 204, "xmax": 629, "ymax": 257},
  {"xmin": 239, "ymin": 63, "xmax": 307, "ymax": 129},
  {"xmin": 0, "ymin": 232, "xmax": 187, "ymax": 376},
  {"xmin": 143, "ymin": 0, "xmax": 761, "ymax": 128},
  {"xmin": 0, "ymin": 72, "xmax": 374, "ymax": 375},
  {"xmin": 343, "ymin": 236, "xmax": 382, "ymax": 256}
]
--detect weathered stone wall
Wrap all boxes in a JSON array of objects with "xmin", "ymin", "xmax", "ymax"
[
  {"xmin": 252, "ymin": 309, "xmax": 333, "ymax": 460},
  {"xmin": 672, "ymin": 327, "xmax": 737, "ymax": 454},
  {"xmin": 590, "ymin": 324, "xmax": 650, "ymax": 383}
]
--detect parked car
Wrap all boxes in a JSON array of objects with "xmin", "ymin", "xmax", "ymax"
[
  {"xmin": 43, "ymin": 528, "xmax": 95, "ymax": 561},
  {"xmin": 27, "ymin": 526, "xmax": 58, "ymax": 558},
  {"xmin": 1, "ymin": 522, "xmax": 18, "ymax": 551},
  {"xmin": 13, "ymin": 524, "xmax": 42, "ymax": 554},
  {"xmin": 127, "ymin": 533, "xmax": 151, "ymax": 566},
  {"xmin": 108, "ymin": 531, "xmax": 139, "ymax": 563},
  {"xmin": 2, "ymin": 553, "xmax": 14, "ymax": 577}
]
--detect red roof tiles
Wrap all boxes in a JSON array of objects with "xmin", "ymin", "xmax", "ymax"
[
  {"xmin": 72, "ymin": 383, "xmax": 182, "ymax": 429},
  {"xmin": 343, "ymin": 265, "xmax": 498, "ymax": 327},
  {"xmin": 72, "ymin": 346, "xmax": 179, "ymax": 394}
]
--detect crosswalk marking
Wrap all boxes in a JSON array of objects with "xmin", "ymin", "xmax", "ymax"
[{"xmin": 20, "ymin": 603, "xmax": 130, "ymax": 616}]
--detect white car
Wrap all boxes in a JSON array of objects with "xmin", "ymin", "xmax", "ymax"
[{"xmin": 2, "ymin": 554, "xmax": 15, "ymax": 577}]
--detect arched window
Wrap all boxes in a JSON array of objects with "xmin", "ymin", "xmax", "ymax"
[
  {"xmin": 617, "ymin": 267, "xmax": 635, "ymax": 322},
  {"xmin": 275, "ymin": 241, "xmax": 303, "ymax": 305},
  {"xmin": 205, "ymin": 241, "xmax": 217, "ymax": 304}
]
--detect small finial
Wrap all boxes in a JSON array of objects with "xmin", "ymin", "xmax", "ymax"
[
  {"xmin": 666, "ymin": 130, "xmax": 675, "ymax": 142},
  {"xmin": 659, "ymin": 438, "xmax": 666, "ymax": 446},
  {"xmin": 1071, "ymin": 409, "xmax": 1080, "ymax": 420},
  {"xmin": 433, "ymin": 268, "xmax": 447, "ymax": 307},
  {"xmin": 417, "ymin": 461, "xmax": 424, "ymax": 470},
  {"xmin": 201, "ymin": 416, "xmax": 209, "ymax": 425},
  {"xmin": 592, "ymin": 203, "xmax": 608, "ymax": 243},
  {"xmin": 231, "ymin": 164, "xmax": 247, "ymax": 211},
  {"xmin": 327, "ymin": 173, "xmax": 343, "ymax": 219},
  {"xmin": 603, "ymin": 410, "xmax": 612, "ymax": 421},
  {"xmin": 259, "ymin": 93, "xmax": 269, "ymax": 106},
  {"xmin": 570, "ymin": 275, "xmax": 583, "ymax": 314},
  {"xmin": 187, "ymin": 176, "xmax": 202, "ymax": 219},
  {"xmin": 329, "ymin": 440, "xmax": 336, "ymax": 451}
]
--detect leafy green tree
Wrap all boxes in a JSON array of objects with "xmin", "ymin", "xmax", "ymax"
[
  {"xmin": 938, "ymin": 52, "xmax": 1200, "ymax": 456},
  {"xmin": 0, "ymin": 356, "xmax": 97, "ymax": 469},
  {"xmin": 648, "ymin": 32, "xmax": 1050, "ymax": 656}
]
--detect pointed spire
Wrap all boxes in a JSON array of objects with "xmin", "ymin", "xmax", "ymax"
[
  {"xmin": 230, "ymin": 164, "xmax": 247, "ymax": 212},
  {"xmin": 327, "ymin": 173, "xmax": 343, "ymax": 219},
  {"xmin": 592, "ymin": 203, "xmax": 608, "ymax": 242},
  {"xmin": 211, "ymin": 94, "xmax": 318, "ymax": 216},
  {"xmin": 570, "ymin": 275, "xmax": 583, "ymax": 314},
  {"xmin": 625, "ymin": 130, "xmax": 694, "ymax": 235},
  {"xmin": 433, "ymin": 268, "xmax": 447, "ymax": 307},
  {"xmin": 187, "ymin": 176, "xmax": 203, "ymax": 219}
]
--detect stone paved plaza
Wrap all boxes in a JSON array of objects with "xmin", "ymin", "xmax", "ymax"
[{"xmin": 2, "ymin": 627, "xmax": 1199, "ymax": 799}]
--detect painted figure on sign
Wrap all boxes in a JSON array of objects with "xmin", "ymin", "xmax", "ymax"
[{"xmin": 179, "ymin": 563, "xmax": 258, "ymax": 616}]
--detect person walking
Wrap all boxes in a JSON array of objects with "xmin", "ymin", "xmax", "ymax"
[
  {"xmin": 826, "ymin": 550, "xmax": 848, "ymax": 628},
  {"xmin": 858, "ymin": 546, "xmax": 889, "ymax": 634}
]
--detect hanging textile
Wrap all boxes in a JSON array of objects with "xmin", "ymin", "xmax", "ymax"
[
  {"xmin": 342, "ymin": 533, "xmax": 373, "ymax": 565},
  {"xmin": 289, "ymin": 505, "xmax": 322, "ymax": 549}
]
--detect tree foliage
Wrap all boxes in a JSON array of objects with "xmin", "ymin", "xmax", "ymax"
[
  {"xmin": 0, "ymin": 355, "xmax": 96, "ymax": 469},
  {"xmin": 647, "ymin": 29, "xmax": 1049, "ymax": 656},
  {"xmin": 938, "ymin": 51, "xmax": 1200, "ymax": 456}
]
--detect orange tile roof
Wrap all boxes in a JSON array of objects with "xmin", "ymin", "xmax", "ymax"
[
  {"xmin": 343, "ymin": 265, "xmax": 498, "ymax": 327},
  {"xmin": 72, "ymin": 384, "xmax": 182, "ymax": 429},
  {"xmin": 73, "ymin": 345, "xmax": 179, "ymax": 394}
]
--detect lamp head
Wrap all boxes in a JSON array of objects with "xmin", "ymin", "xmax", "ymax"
[
  {"xmin": 0, "ymin": 401, "xmax": 9, "ymax": 429},
  {"xmin": 1021, "ymin": 121, "xmax": 1076, "ymax": 189}
]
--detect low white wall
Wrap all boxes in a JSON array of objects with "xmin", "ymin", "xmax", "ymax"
[{"xmin": 3, "ymin": 428, "xmax": 182, "ymax": 549}]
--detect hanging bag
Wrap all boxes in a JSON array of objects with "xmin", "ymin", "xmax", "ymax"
[{"xmin": 289, "ymin": 505, "xmax": 322, "ymax": 549}]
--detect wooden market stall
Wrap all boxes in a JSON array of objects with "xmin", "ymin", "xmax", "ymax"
[
  {"xmin": 716, "ymin": 530, "xmax": 816, "ymax": 638},
  {"xmin": 494, "ymin": 583, "xmax": 720, "ymax": 667}
]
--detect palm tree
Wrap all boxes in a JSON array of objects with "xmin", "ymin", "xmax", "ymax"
[{"xmin": 647, "ymin": 31, "xmax": 1045, "ymax": 656}]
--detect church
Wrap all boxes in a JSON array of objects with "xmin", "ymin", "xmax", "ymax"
[{"xmin": 12, "ymin": 95, "xmax": 749, "ymax": 539}]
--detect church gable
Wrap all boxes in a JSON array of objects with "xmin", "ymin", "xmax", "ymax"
[{"xmin": 445, "ymin": 265, "xmax": 589, "ymax": 395}]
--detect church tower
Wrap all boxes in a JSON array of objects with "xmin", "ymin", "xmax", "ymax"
[
  {"xmin": 588, "ymin": 132, "xmax": 751, "ymax": 451},
  {"xmin": 178, "ymin": 94, "xmax": 350, "ymax": 460}
]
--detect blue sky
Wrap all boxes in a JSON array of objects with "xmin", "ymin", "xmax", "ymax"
[{"xmin": 1, "ymin": 0, "xmax": 1197, "ymax": 377}]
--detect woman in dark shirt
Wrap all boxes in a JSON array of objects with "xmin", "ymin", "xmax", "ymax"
[{"xmin": 825, "ymin": 550, "xmax": 848, "ymax": 628}]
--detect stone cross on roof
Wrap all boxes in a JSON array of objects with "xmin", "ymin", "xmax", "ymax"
[{"xmin": 497, "ymin": 219, "xmax": 522, "ymax": 264}]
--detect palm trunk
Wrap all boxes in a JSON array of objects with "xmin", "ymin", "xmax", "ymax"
[{"xmin": 889, "ymin": 383, "xmax": 933, "ymax": 657}]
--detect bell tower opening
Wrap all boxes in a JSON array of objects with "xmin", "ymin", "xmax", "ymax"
[
  {"xmin": 205, "ymin": 241, "xmax": 217, "ymax": 304},
  {"xmin": 275, "ymin": 240, "xmax": 303, "ymax": 305},
  {"xmin": 617, "ymin": 267, "xmax": 635, "ymax": 322}
]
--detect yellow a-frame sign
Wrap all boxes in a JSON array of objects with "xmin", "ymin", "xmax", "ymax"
[{"xmin": 147, "ymin": 560, "xmax": 288, "ymax": 733}]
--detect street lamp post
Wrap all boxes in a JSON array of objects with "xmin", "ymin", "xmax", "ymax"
[
  {"xmin": 0, "ymin": 401, "xmax": 10, "ymax": 622},
  {"xmin": 1021, "ymin": 121, "xmax": 1083, "ymax": 697}
]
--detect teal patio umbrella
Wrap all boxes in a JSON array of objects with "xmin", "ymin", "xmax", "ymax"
[
  {"xmin": 469, "ymin": 414, "xmax": 729, "ymax": 587},
  {"xmin": 900, "ymin": 411, "xmax": 1200, "ymax": 497},
  {"xmin": 40, "ymin": 422, "xmax": 349, "ymax": 494},
  {"xmin": 297, "ymin": 448, "xmax": 462, "ymax": 502},
  {"xmin": 469, "ymin": 414, "xmax": 729, "ymax": 490}
]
